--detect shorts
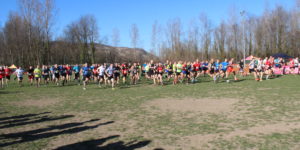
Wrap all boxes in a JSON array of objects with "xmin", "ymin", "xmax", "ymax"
[
  {"xmin": 210, "ymin": 69, "xmax": 214, "ymax": 74},
  {"xmin": 202, "ymin": 67, "xmax": 208, "ymax": 71},
  {"xmin": 28, "ymin": 75, "xmax": 34, "ymax": 80},
  {"xmin": 114, "ymin": 73, "xmax": 120, "ymax": 80},
  {"xmin": 83, "ymin": 74, "xmax": 90, "ymax": 81},
  {"xmin": 227, "ymin": 67, "xmax": 234, "ymax": 73},
  {"xmin": 221, "ymin": 69, "xmax": 227, "ymax": 73},
  {"xmin": 182, "ymin": 70, "xmax": 187, "ymax": 74},
  {"xmin": 60, "ymin": 73, "xmax": 67, "ymax": 77},
  {"xmin": 249, "ymin": 69, "xmax": 255, "ymax": 73},
  {"xmin": 43, "ymin": 75, "xmax": 49, "ymax": 79},
  {"xmin": 75, "ymin": 72, "xmax": 80, "ymax": 79},
  {"xmin": 18, "ymin": 77, "xmax": 23, "ymax": 81},
  {"xmin": 108, "ymin": 75, "xmax": 114, "ymax": 80},
  {"xmin": 176, "ymin": 72, "xmax": 181, "ymax": 76},
  {"xmin": 55, "ymin": 73, "xmax": 60, "ymax": 79},
  {"xmin": 35, "ymin": 77, "xmax": 41, "ymax": 80},
  {"xmin": 5, "ymin": 76, "xmax": 10, "ymax": 80},
  {"xmin": 67, "ymin": 71, "xmax": 72, "ymax": 75},
  {"xmin": 99, "ymin": 75, "xmax": 104, "ymax": 80},
  {"xmin": 257, "ymin": 69, "xmax": 262, "ymax": 72},
  {"xmin": 122, "ymin": 73, "xmax": 127, "ymax": 77},
  {"xmin": 168, "ymin": 71, "xmax": 173, "ymax": 76}
]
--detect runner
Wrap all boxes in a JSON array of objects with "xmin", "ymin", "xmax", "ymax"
[
  {"xmin": 4, "ymin": 66, "xmax": 12, "ymax": 87},
  {"xmin": 175, "ymin": 61, "xmax": 183, "ymax": 84},
  {"xmin": 149, "ymin": 60, "xmax": 156, "ymax": 84},
  {"xmin": 121, "ymin": 63, "xmax": 129, "ymax": 84},
  {"xmin": 256, "ymin": 58, "xmax": 264, "ymax": 81},
  {"xmin": 166, "ymin": 61, "xmax": 173, "ymax": 82},
  {"xmin": 15, "ymin": 66, "xmax": 24, "ymax": 86},
  {"xmin": 52, "ymin": 64, "xmax": 60, "ymax": 86},
  {"xmin": 114, "ymin": 63, "xmax": 121, "ymax": 84},
  {"xmin": 156, "ymin": 63, "xmax": 164, "ymax": 85},
  {"xmin": 81, "ymin": 63, "xmax": 91, "ymax": 90},
  {"xmin": 60, "ymin": 65, "xmax": 67, "ymax": 86},
  {"xmin": 0, "ymin": 66, "xmax": 4, "ymax": 88},
  {"xmin": 27, "ymin": 66, "xmax": 34, "ymax": 86},
  {"xmin": 33, "ymin": 65, "xmax": 42, "ymax": 87},
  {"xmin": 226, "ymin": 58, "xmax": 238, "ymax": 81},
  {"xmin": 249, "ymin": 58, "xmax": 257, "ymax": 81},
  {"xmin": 105, "ymin": 64, "xmax": 115, "ymax": 89},
  {"xmin": 73, "ymin": 64, "xmax": 81, "ymax": 85},
  {"xmin": 129, "ymin": 63, "xmax": 138, "ymax": 85},
  {"xmin": 42, "ymin": 65, "xmax": 50, "ymax": 85},
  {"xmin": 92, "ymin": 64, "xmax": 98, "ymax": 83},
  {"xmin": 66, "ymin": 64, "xmax": 72, "ymax": 82},
  {"xmin": 97, "ymin": 64, "xmax": 105, "ymax": 87},
  {"xmin": 220, "ymin": 59, "xmax": 228, "ymax": 79}
]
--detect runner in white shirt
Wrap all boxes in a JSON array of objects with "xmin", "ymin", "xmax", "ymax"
[
  {"xmin": 97, "ymin": 64, "xmax": 106, "ymax": 87},
  {"xmin": 15, "ymin": 67, "xmax": 25, "ymax": 86}
]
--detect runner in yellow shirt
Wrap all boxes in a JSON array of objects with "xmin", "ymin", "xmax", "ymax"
[{"xmin": 34, "ymin": 65, "xmax": 42, "ymax": 87}]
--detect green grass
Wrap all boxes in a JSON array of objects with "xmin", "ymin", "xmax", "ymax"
[{"xmin": 1, "ymin": 74, "xmax": 300, "ymax": 149}]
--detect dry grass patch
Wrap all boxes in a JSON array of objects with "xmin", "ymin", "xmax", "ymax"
[
  {"xmin": 10, "ymin": 98, "xmax": 61, "ymax": 108},
  {"xmin": 143, "ymin": 98, "xmax": 239, "ymax": 114}
]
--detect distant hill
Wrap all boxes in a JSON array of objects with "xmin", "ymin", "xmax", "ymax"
[{"xmin": 94, "ymin": 44, "xmax": 158, "ymax": 63}]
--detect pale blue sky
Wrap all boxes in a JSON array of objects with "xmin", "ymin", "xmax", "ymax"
[{"xmin": 0, "ymin": 0, "xmax": 297, "ymax": 51}]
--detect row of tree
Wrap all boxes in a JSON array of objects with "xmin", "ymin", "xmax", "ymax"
[
  {"xmin": 154, "ymin": 3, "xmax": 300, "ymax": 61},
  {"xmin": 0, "ymin": 0, "xmax": 300, "ymax": 66}
]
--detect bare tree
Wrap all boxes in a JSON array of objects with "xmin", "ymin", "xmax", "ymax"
[
  {"xmin": 111, "ymin": 28, "xmax": 120, "ymax": 47},
  {"xmin": 130, "ymin": 24, "xmax": 139, "ymax": 61},
  {"xmin": 199, "ymin": 13, "xmax": 211, "ymax": 60}
]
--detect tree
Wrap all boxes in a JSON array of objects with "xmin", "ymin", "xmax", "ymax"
[{"xmin": 130, "ymin": 24, "xmax": 139, "ymax": 61}]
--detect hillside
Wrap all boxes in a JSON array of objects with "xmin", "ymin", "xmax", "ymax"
[{"xmin": 94, "ymin": 44, "xmax": 158, "ymax": 63}]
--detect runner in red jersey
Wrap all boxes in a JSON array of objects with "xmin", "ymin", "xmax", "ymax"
[
  {"xmin": 121, "ymin": 63, "xmax": 128, "ymax": 84},
  {"xmin": 0, "ymin": 66, "xmax": 4, "ymax": 88},
  {"xmin": 4, "ymin": 66, "xmax": 12, "ymax": 87}
]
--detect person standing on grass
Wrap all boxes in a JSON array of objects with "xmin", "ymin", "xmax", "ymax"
[
  {"xmin": 27, "ymin": 66, "xmax": 34, "ymax": 86},
  {"xmin": 106, "ymin": 64, "xmax": 115, "ymax": 90},
  {"xmin": 73, "ymin": 64, "xmax": 81, "ymax": 85},
  {"xmin": 4, "ymin": 66, "xmax": 12, "ymax": 87},
  {"xmin": 15, "ymin": 66, "xmax": 24, "ymax": 86},
  {"xmin": 66, "ymin": 64, "xmax": 72, "ymax": 82},
  {"xmin": 81, "ymin": 63, "xmax": 91, "ymax": 90},
  {"xmin": 34, "ymin": 65, "xmax": 42, "ymax": 87}
]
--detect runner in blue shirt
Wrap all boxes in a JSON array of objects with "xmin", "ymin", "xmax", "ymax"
[
  {"xmin": 220, "ymin": 59, "xmax": 228, "ymax": 78},
  {"xmin": 81, "ymin": 63, "xmax": 91, "ymax": 90},
  {"xmin": 73, "ymin": 64, "xmax": 81, "ymax": 85}
]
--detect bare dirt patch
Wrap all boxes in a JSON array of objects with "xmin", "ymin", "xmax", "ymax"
[
  {"xmin": 184, "ymin": 122, "xmax": 300, "ymax": 148},
  {"xmin": 143, "ymin": 98, "xmax": 238, "ymax": 114},
  {"xmin": 11, "ymin": 98, "xmax": 61, "ymax": 108}
]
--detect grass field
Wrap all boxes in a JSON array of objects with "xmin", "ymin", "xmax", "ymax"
[{"xmin": 1, "ymin": 75, "xmax": 300, "ymax": 150}]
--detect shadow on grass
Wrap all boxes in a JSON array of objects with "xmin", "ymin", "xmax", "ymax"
[
  {"xmin": 0, "ymin": 91, "xmax": 22, "ymax": 94},
  {"xmin": 0, "ymin": 112, "xmax": 50, "ymax": 121},
  {"xmin": 55, "ymin": 135, "xmax": 151, "ymax": 150},
  {"xmin": 0, "ymin": 118, "xmax": 114, "ymax": 148},
  {"xmin": 0, "ymin": 114, "xmax": 74, "ymax": 129}
]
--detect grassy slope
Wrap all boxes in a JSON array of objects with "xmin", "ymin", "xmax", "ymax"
[{"xmin": 0, "ymin": 75, "xmax": 300, "ymax": 149}]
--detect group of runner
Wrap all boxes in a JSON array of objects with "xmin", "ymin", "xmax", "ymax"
[{"xmin": 0, "ymin": 56, "xmax": 299, "ymax": 89}]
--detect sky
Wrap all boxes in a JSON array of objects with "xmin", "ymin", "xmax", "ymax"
[{"xmin": 0, "ymin": 0, "xmax": 297, "ymax": 51}]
